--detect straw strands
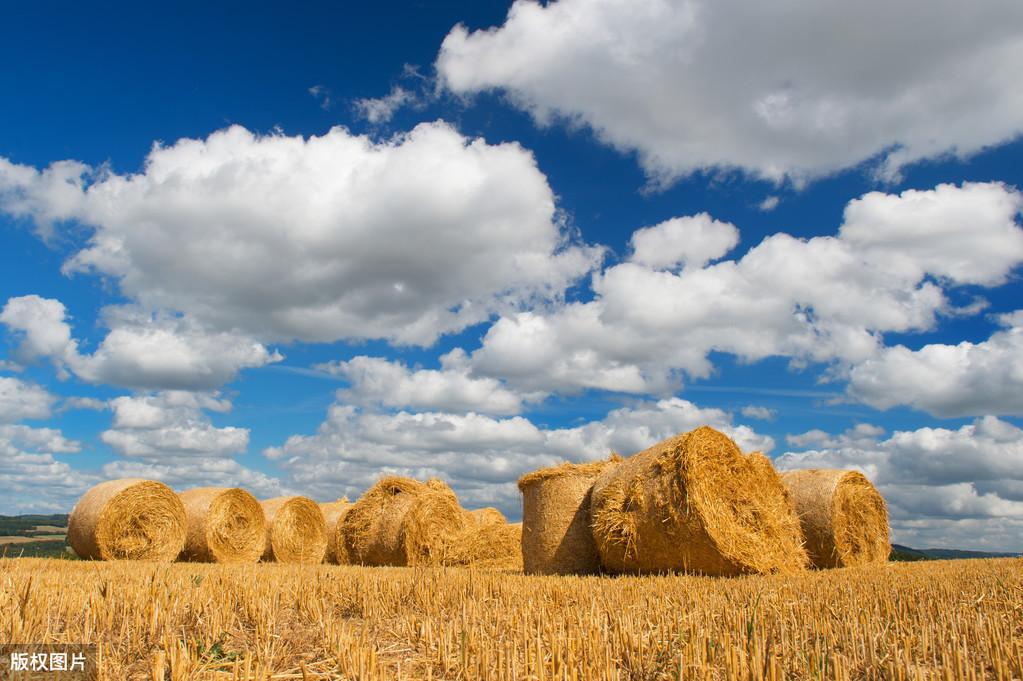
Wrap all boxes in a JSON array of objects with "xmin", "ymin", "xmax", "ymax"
[
  {"xmin": 178, "ymin": 487, "xmax": 266, "ymax": 564},
  {"xmin": 260, "ymin": 496, "xmax": 328, "ymax": 564},
  {"xmin": 67, "ymin": 478, "xmax": 186, "ymax": 562},
  {"xmin": 780, "ymin": 469, "xmax": 891, "ymax": 568},
  {"xmin": 319, "ymin": 499, "xmax": 353, "ymax": 564}
]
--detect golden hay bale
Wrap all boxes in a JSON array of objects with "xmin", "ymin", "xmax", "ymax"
[
  {"xmin": 517, "ymin": 456, "xmax": 621, "ymax": 575},
  {"xmin": 779, "ymin": 469, "xmax": 890, "ymax": 568},
  {"xmin": 260, "ymin": 496, "xmax": 328, "ymax": 564},
  {"xmin": 468, "ymin": 507, "xmax": 508, "ymax": 526},
  {"xmin": 590, "ymin": 427, "xmax": 808, "ymax": 576},
  {"xmin": 319, "ymin": 498, "xmax": 353, "ymax": 564},
  {"xmin": 338, "ymin": 476, "xmax": 468, "ymax": 566},
  {"xmin": 178, "ymin": 487, "xmax": 265, "ymax": 563},
  {"xmin": 68, "ymin": 479, "xmax": 186, "ymax": 562},
  {"xmin": 445, "ymin": 510, "xmax": 523, "ymax": 570}
]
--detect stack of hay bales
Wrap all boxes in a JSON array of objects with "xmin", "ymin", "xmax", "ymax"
[
  {"xmin": 589, "ymin": 427, "xmax": 809, "ymax": 576},
  {"xmin": 260, "ymin": 496, "xmax": 328, "ymax": 564},
  {"xmin": 68, "ymin": 479, "xmax": 186, "ymax": 562},
  {"xmin": 779, "ymin": 469, "xmax": 890, "ymax": 568},
  {"xmin": 445, "ymin": 507, "xmax": 523, "ymax": 570},
  {"xmin": 320, "ymin": 498, "xmax": 353, "ymax": 564},
  {"xmin": 518, "ymin": 456, "xmax": 621, "ymax": 575},
  {"xmin": 336, "ymin": 477, "xmax": 467, "ymax": 566},
  {"xmin": 179, "ymin": 487, "xmax": 266, "ymax": 563}
]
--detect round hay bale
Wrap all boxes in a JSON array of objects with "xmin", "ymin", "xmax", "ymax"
[
  {"xmin": 446, "ymin": 517, "xmax": 523, "ymax": 570},
  {"xmin": 590, "ymin": 427, "xmax": 808, "ymax": 576},
  {"xmin": 68, "ymin": 478, "xmax": 186, "ymax": 562},
  {"xmin": 260, "ymin": 496, "xmax": 328, "ymax": 564},
  {"xmin": 320, "ymin": 498, "xmax": 353, "ymax": 564},
  {"xmin": 178, "ymin": 487, "xmax": 265, "ymax": 563},
  {"xmin": 338, "ymin": 477, "xmax": 467, "ymax": 566},
  {"xmin": 779, "ymin": 469, "xmax": 890, "ymax": 568},
  {"xmin": 468, "ymin": 507, "xmax": 508, "ymax": 526},
  {"xmin": 517, "ymin": 456, "xmax": 620, "ymax": 575}
]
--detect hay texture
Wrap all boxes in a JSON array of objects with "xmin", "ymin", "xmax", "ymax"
[
  {"xmin": 468, "ymin": 507, "xmax": 507, "ymax": 526},
  {"xmin": 338, "ymin": 477, "xmax": 468, "ymax": 566},
  {"xmin": 178, "ymin": 487, "xmax": 265, "ymax": 564},
  {"xmin": 779, "ymin": 469, "xmax": 890, "ymax": 568},
  {"xmin": 446, "ymin": 511, "xmax": 523, "ymax": 570},
  {"xmin": 517, "ymin": 457, "xmax": 620, "ymax": 575},
  {"xmin": 590, "ymin": 427, "xmax": 808, "ymax": 576},
  {"xmin": 68, "ymin": 479, "xmax": 186, "ymax": 562},
  {"xmin": 260, "ymin": 496, "xmax": 328, "ymax": 564},
  {"xmin": 319, "ymin": 498, "xmax": 353, "ymax": 564}
]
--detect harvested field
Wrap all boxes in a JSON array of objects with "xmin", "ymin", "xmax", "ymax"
[{"xmin": 1, "ymin": 557, "xmax": 1019, "ymax": 680}]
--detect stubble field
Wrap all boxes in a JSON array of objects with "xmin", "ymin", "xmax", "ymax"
[{"xmin": 1, "ymin": 557, "xmax": 1021, "ymax": 680}]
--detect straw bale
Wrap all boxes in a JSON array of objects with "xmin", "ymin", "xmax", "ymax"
[
  {"xmin": 320, "ymin": 498, "xmax": 353, "ymax": 564},
  {"xmin": 590, "ymin": 427, "xmax": 808, "ymax": 576},
  {"xmin": 468, "ymin": 507, "xmax": 508, "ymax": 526},
  {"xmin": 446, "ymin": 519, "xmax": 523, "ymax": 570},
  {"xmin": 260, "ymin": 496, "xmax": 328, "ymax": 564},
  {"xmin": 779, "ymin": 469, "xmax": 890, "ymax": 568},
  {"xmin": 68, "ymin": 478, "xmax": 186, "ymax": 561},
  {"xmin": 179, "ymin": 487, "xmax": 265, "ymax": 563},
  {"xmin": 338, "ymin": 476, "xmax": 468, "ymax": 566},
  {"xmin": 517, "ymin": 456, "xmax": 620, "ymax": 575}
]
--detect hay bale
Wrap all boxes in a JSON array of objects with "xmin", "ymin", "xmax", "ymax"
[
  {"xmin": 68, "ymin": 479, "xmax": 186, "ymax": 562},
  {"xmin": 468, "ymin": 507, "xmax": 508, "ymax": 526},
  {"xmin": 446, "ymin": 514, "xmax": 523, "ymax": 570},
  {"xmin": 178, "ymin": 487, "xmax": 265, "ymax": 563},
  {"xmin": 260, "ymin": 496, "xmax": 328, "ymax": 564},
  {"xmin": 590, "ymin": 427, "xmax": 808, "ymax": 576},
  {"xmin": 779, "ymin": 469, "xmax": 890, "ymax": 568},
  {"xmin": 517, "ymin": 456, "xmax": 620, "ymax": 575},
  {"xmin": 319, "ymin": 498, "xmax": 352, "ymax": 564},
  {"xmin": 338, "ymin": 477, "xmax": 468, "ymax": 566}
]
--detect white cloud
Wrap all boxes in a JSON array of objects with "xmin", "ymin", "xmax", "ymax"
[
  {"xmin": 266, "ymin": 396, "xmax": 769, "ymax": 518},
  {"xmin": 758, "ymin": 196, "xmax": 780, "ymax": 212},
  {"xmin": 0, "ymin": 423, "xmax": 91, "ymax": 514},
  {"xmin": 470, "ymin": 182, "xmax": 1023, "ymax": 396},
  {"xmin": 0, "ymin": 122, "xmax": 601, "ymax": 347},
  {"xmin": 353, "ymin": 85, "xmax": 416, "ymax": 124},
  {"xmin": 628, "ymin": 214, "xmax": 739, "ymax": 271},
  {"xmin": 740, "ymin": 405, "xmax": 776, "ymax": 421},
  {"xmin": 1, "ymin": 295, "xmax": 281, "ymax": 390},
  {"xmin": 0, "ymin": 377, "xmax": 55, "ymax": 422},
  {"xmin": 848, "ymin": 312, "xmax": 1023, "ymax": 416},
  {"xmin": 438, "ymin": 0, "xmax": 1023, "ymax": 185},
  {"xmin": 308, "ymin": 84, "xmax": 332, "ymax": 110}
]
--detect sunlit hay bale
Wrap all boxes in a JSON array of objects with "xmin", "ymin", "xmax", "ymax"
[
  {"xmin": 260, "ymin": 496, "xmax": 328, "ymax": 564},
  {"xmin": 319, "ymin": 498, "xmax": 352, "ymax": 564},
  {"xmin": 178, "ymin": 487, "xmax": 265, "ymax": 563},
  {"xmin": 468, "ymin": 507, "xmax": 508, "ymax": 526},
  {"xmin": 68, "ymin": 479, "xmax": 186, "ymax": 562},
  {"xmin": 590, "ymin": 427, "xmax": 808, "ymax": 576},
  {"xmin": 445, "ymin": 515, "xmax": 523, "ymax": 570},
  {"xmin": 517, "ymin": 456, "xmax": 621, "ymax": 575},
  {"xmin": 779, "ymin": 469, "xmax": 890, "ymax": 568},
  {"xmin": 339, "ymin": 476, "xmax": 468, "ymax": 566}
]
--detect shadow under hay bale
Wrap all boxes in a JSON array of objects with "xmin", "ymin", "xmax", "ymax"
[
  {"xmin": 518, "ymin": 457, "xmax": 621, "ymax": 575},
  {"xmin": 260, "ymin": 496, "xmax": 328, "ymax": 564},
  {"xmin": 68, "ymin": 478, "xmax": 186, "ymax": 562},
  {"xmin": 178, "ymin": 487, "xmax": 265, "ymax": 564},
  {"xmin": 338, "ymin": 477, "xmax": 467, "ymax": 567},
  {"xmin": 590, "ymin": 427, "xmax": 808, "ymax": 576},
  {"xmin": 779, "ymin": 469, "xmax": 890, "ymax": 568},
  {"xmin": 319, "ymin": 498, "xmax": 352, "ymax": 564}
]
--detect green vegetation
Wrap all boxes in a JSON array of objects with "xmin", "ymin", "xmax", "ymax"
[{"xmin": 0, "ymin": 514, "xmax": 69, "ymax": 536}]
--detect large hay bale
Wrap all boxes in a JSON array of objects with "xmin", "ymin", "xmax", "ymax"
[
  {"xmin": 319, "ymin": 498, "xmax": 352, "ymax": 564},
  {"xmin": 779, "ymin": 469, "xmax": 890, "ymax": 568},
  {"xmin": 68, "ymin": 479, "xmax": 186, "ymax": 562},
  {"xmin": 260, "ymin": 496, "xmax": 328, "ymax": 564},
  {"xmin": 446, "ymin": 512, "xmax": 523, "ymax": 570},
  {"xmin": 468, "ymin": 507, "xmax": 507, "ymax": 526},
  {"xmin": 178, "ymin": 487, "xmax": 265, "ymax": 563},
  {"xmin": 590, "ymin": 427, "xmax": 808, "ymax": 576},
  {"xmin": 517, "ymin": 457, "xmax": 620, "ymax": 575},
  {"xmin": 338, "ymin": 477, "xmax": 467, "ymax": 566}
]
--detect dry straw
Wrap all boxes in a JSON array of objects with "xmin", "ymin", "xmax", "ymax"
[
  {"xmin": 68, "ymin": 478, "xmax": 186, "ymax": 562},
  {"xmin": 260, "ymin": 496, "xmax": 328, "ymax": 564},
  {"xmin": 468, "ymin": 507, "xmax": 507, "ymax": 526},
  {"xmin": 446, "ymin": 510, "xmax": 523, "ymax": 570},
  {"xmin": 338, "ymin": 477, "xmax": 467, "ymax": 566},
  {"xmin": 319, "ymin": 498, "xmax": 353, "ymax": 564},
  {"xmin": 779, "ymin": 469, "xmax": 890, "ymax": 568},
  {"xmin": 590, "ymin": 427, "xmax": 808, "ymax": 576},
  {"xmin": 517, "ymin": 456, "xmax": 621, "ymax": 575},
  {"xmin": 178, "ymin": 487, "xmax": 265, "ymax": 564}
]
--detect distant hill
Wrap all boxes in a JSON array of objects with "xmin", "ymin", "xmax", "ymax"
[
  {"xmin": 890, "ymin": 543, "xmax": 1021, "ymax": 561},
  {"xmin": 0, "ymin": 514, "xmax": 69, "ymax": 536},
  {"xmin": 0, "ymin": 514, "xmax": 72, "ymax": 559}
]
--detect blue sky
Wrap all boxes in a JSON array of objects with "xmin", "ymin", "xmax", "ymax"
[{"xmin": 2, "ymin": 0, "xmax": 1022, "ymax": 551}]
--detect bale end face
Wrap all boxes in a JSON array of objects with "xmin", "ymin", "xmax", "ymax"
[
  {"xmin": 261, "ymin": 496, "xmax": 328, "ymax": 564},
  {"xmin": 179, "ymin": 487, "xmax": 265, "ymax": 564}
]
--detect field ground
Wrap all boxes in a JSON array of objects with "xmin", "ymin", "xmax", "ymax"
[
  {"xmin": 1, "ymin": 557, "xmax": 1020, "ymax": 680},
  {"xmin": 0, "ymin": 534, "xmax": 67, "ymax": 544}
]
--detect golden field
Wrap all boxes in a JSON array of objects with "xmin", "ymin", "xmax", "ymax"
[{"xmin": 1, "ymin": 557, "xmax": 1021, "ymax": 680}]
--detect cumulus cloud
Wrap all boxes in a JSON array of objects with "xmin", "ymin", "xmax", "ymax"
[
  {"xmin": 265, "ymin": 396, "xmax": 769, "ymax": 517},
  {"xmin": 353, "ymin": 85, "xmax": 416, "ymax": 124},
  {"xmin": 0, "ymin": 423, "xmax": 91, "ymax": 514},
  {"xmin": 776, "ymin": 417, "xmax": 1023, "ymax": 550},
  {"xmin": 848, "ymin": 312, "xmax": 1023, "ymax": 417},
  {"xmin": 628, "ymin": 214, "xmax": 739, "ymax": 271},
  {"xmin": 0, "ymin": 376, "xmax": 55, "ymax": 422},
  {"xmin": 438, "ymin": 0, "xmax": 1023, "ymax": 185},
  {"xmin": 469, "ymin": 182, "xmax": 1023, "ymax": 395},
  {"xmin": 740, "ymin": 405, "xmax": 776, "ymax": 421},
  {"xmin": 0, "ymin": 122, "xmax": 601, "ymax": 347},
  {"xmin": 1, "ymin": 295, "xmax": 281, "ymax": 390}
]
